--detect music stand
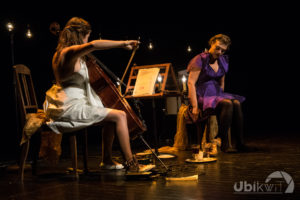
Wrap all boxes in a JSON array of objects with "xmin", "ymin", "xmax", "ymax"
[{"xmin": 125, "ymin": 63, "xmax": 182, "ymax": 162}]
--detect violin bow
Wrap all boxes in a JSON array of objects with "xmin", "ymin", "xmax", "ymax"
[{"xmin": 118, "ymin": 37, "xmax": 140, "ymax": 94}]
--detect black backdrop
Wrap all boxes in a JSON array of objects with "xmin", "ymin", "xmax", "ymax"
[{"xmin": 1, "ymin": 3, "xmax": 298, "ymax": 161}]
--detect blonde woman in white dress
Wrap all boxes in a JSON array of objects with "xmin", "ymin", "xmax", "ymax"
[{"xmin": 44, "ymin": 17, "xmax": 140, "ymax": 171}]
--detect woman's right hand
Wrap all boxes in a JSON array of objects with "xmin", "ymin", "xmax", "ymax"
[
  {"xmin": 123, "ymin": 40, "xmax": 140, "ymax": 50},
  {"xmin": 191, "ymin": 107, "xmax": 199, "ymax": 122},
  {"xmin": 192, "ymin": 107, "xmax": 199, "ymax": 116}
]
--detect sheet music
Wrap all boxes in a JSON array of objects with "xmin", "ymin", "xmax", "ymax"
[{"xmin": 132, "ymin": 68, "xmax": 160, "ymax": 96}]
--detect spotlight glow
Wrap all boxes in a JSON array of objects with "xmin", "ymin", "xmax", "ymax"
[
  {"xmin": 157, "ymin": 74, "xmax": 162, "ymax": 82},
  {"xmin": 7, "ymin": 22, "xmax": 14, "ymax": 32},
  {"xmin": 26, "ymin": 29, "xmax": 33, "ymax": 38},
  {"xmin": 148, "ymin": 42, "xmax": 153, "ymax": 50}
]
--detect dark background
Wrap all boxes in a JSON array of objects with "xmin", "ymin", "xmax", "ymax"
[{"xmin": 0, "ymin": 3, "xmax": 298, "ymax": 161}]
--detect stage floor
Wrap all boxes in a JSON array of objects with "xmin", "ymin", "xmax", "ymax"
[{"xmin": 1, "ymin": 131, "xmax": 299, "ymax": 200}]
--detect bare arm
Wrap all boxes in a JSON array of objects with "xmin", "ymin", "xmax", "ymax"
[
  {"xmin": 219, "ymin": 75, "xmax": 225, "ymax": 91},
  {"xmin": 68, "ymin": 39, "xmax": 138, "ymax": 62},
  {"xmin": 188, "ymin": 69, "xmax": 201, "ymax": 115},
  {"xmin": 54, "ymin": 40, "xmax": 138, "ymax": 81}
]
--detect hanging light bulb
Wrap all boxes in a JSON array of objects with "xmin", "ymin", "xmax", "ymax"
[
  {"xmin": 6, "ymin": 22, "xmax": 14, "ymax": 32},
  {"xmin": 157, "ymin": 74, "xmax": 162, "ymax": 91},
  {"xmin": 26, "ymin": 25, "xmax": 33, "ymax": 38},
  {"xmin": 187, "ymin": 45, "xmax": 192, "ymax": 52},
  {"xmin": 148, "ymin": 41, "xmax": 153, "ymax": 50},
  {"xmin": 181, "ymin": 75, "xmax": 187, "ymax": 92},
  {"xmin": 26, "ymin": 29, "xmax": 33, "ymax": 38},
  {"xmin": 157, "ymin": 74, "xmax": 162, "ymax": 82}
]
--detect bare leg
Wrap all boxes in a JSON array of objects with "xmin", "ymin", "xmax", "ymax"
[
  {"xmin": 101, "ymin": 122, "xmax": 118, "ymax": 165},
  {"xmin": 103, "ymin": 109, "xmax": 133, "ymax": 161}
]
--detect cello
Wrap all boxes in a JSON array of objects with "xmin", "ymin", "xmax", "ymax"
[{"xmin": 85, "ymin": 53, "xmax": 147, "ymax": 140}]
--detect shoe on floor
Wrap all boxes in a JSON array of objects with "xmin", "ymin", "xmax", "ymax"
[
  {"xmin": 126, "ymin": 164, "xmax": 156, "ymax": 175},
  {"xmin": 214, "ymin": 138, "xmax": 221, "ymax": 147},
  {"xmin": 210, "ymin": 143, "xmax": 218, "ymax": 156},
  {"xmin": 99, "ymin": 162, "xmax": 124, "ymax": 170}
]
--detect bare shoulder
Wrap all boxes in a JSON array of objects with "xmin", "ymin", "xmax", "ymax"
[
  {"xmin": 52, "ymin": 48, "xmax": 75, "ymax": 81},
  {"xmin": 52, "ymin": 49, "xmax": 66, "ymax": 71}
]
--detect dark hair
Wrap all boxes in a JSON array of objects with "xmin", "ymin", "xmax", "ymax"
[
  {"xmin": 208, "ymin": 34, "xmax": 231, "ymax": 48},
  {"xmin": 56, "ymin": 17, "xmax": 91, "ymax": 52}
]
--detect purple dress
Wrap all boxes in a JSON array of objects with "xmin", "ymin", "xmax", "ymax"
[{"xmin": 187, "ymin": 52, "xmax": 245, "ymax": 115}]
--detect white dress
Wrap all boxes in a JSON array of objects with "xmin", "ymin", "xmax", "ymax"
[{"xmin": 43, "ymin": 59, "xmax": 111, "ymax": 134}]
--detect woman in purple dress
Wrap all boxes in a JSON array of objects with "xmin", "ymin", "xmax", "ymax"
[{"xmin": 187, "ymin": 34, "xmax": 245, "ymax": 152}]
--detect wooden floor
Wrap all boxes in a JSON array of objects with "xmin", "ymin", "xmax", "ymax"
[{"xmin": 1, "ymin": 131, "xmax": 300, "ymax": 200}]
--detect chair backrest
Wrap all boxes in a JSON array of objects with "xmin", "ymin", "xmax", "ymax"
[{"xmin": 13, "ymin": 64, "xmax": 38, "ymax": 124}]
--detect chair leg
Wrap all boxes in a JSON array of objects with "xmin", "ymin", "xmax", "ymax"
[
  {"xmin": 69, "ymin": 135, "xmax": 79, "ymax": 180},
  {"xmin": 196, "ymin": 121, "xmax": 206, "ymax": 148},
  {"xmin": 18, "ymin": 141, "xmax": 30, "ymax": 183},
  {"xmin": 228, "ymin": 127, "xmax": 233, "ymax": 148},
  {"xmin": 196, "ymin": 123, "xmax": 203, "ymax": 145},
  {"xmin": 82, "ymin": 129, "xmax": 88, "ymax": 173},
  {"xmin": 31, "ymin": 133, "xmax": 40, "ymax": 175}
]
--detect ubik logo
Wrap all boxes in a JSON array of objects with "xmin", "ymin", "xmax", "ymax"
[{"xmin": 233, "ymin": 171, "xmax": 294, "ymax": 194}]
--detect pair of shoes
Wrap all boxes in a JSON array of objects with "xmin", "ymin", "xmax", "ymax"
[{"xmin": 99, "ymin": 162, "xmax": 124, "ymax": 170}]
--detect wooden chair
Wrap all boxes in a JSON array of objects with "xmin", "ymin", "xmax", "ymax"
[
  {"xmin": 178, "ymin": 69, "xmax": 233, "ymax": 150},
  {"xmin": 14, "ymin": 64, "xmax": 88, "ymax": 183},
  {"xmin": 191, "ymin": 114, "xmax": 233, "ymax": 150},
  {"xmin": 183, "ymin": 102, "xmax": 233, "ymax": 150}
]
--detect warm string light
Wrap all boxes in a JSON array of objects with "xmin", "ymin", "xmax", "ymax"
[
  {"xmin": 6, "ymin": 22, "xmax": 34, "ymax": 65},
  {"xmin": 6, "ymin": 22, "xmax": 33, "ymax": 39},
  {"xmin": 6, "ymin": 22, "xmax": 14, "ymax": 32},
  {"xmin": 147, "ymin": 39, "xmax": 192, "ymax": 53},
  {"xmin": 6, "ymin": 22, "xmax": 15, "ymax": 65},
  {"xmin": 148, "ymin": 41, "xmax": 153, "ymax": 50},
  {"xmin": 5, "ymin": 22, "xmax": 195, "ymax": 52},
  {"xmin": 181, "ymin": 75, "xmax": 187, "ymax": 92},
  {"xmin": 26, "ymin": 25, "xmax": 33, "ymax": 38},
  {"xmin": 157, "ymin": 74, "xmax": 162, "ymax": 91}
]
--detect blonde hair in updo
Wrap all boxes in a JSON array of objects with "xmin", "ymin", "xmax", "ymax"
[{"xmin": 56, "ymin": 17, "xmax": 91, "ymax": 52}]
